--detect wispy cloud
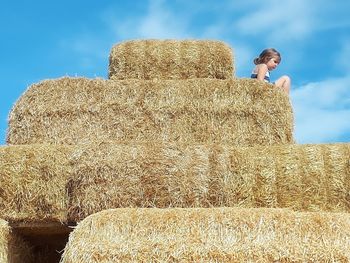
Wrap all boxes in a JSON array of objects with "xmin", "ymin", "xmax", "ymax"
[
  {"xmin": 63, "ymin": 36, "xmax": 108, "ymax": 57},
  {"xmin": 138, "ymin": 0, "xmax": 189, "ymax": 38},
  {"xmin": 311, "ymin": 1, "xmax": 350, "ymax": 30},
  {"xmin": 292, "ymin": 76, "xmax": 350, "ymax": 143},
  {"xmin": 57, "ymin": 35, "xmax": 110, "ymax": 72},
  {"xmin": 104, "ymin": 0, "xmax": 190, "ymax": 40},
  {"xmin": 235, "ymin": 0, "xmax": 314, "ymax": 42}
]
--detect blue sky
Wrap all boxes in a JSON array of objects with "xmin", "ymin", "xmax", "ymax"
[{"xmin": 1, "ymin": 0, "xmax": 349, "ymax": 145}]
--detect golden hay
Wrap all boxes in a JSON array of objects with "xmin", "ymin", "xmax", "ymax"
[
  {"xmin": 0, "ymin": 220, "xmax": 7, "ymax": 263},
  {"xmin": 1, "ymin": 142, "xmax": 349, "ymax": 223},
  {"xmin": 0, "ymin": 219, "xmax": 34, "ymax": 263},
  {"xmin": 7, "ymin": 77, "xmax": 293, "ymax": 146},
  {"xmin": 61, "ymin": 207, "xmax": 350, "ymax": 263},
  {"xmin": 0, "ymin": 144, "xmax": 71, "ymax": 223},
  {"xmin": 109, "ymin": 39, "xmax": 234, "ymax": 80},
  {"xmin": 67, "ymin": 142, "xmax": 350, "ymax": 221}
]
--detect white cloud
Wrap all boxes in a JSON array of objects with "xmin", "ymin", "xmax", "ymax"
[
  {"xmin": 293, "ymin": 108, "xmax": 350, "ymax": 143},
  {"xmin": 293, "ymin": 78, "xmax": 350, "ymax": 108},
  {"xmin": 138, "ymin": 0, "xmax": 189, "ymax": 38},
  {"xmin": 235, "ymin": 0, "xmax": 315, "ymax": 42},
  {"xmin": 291, "ymin": 76, "xmax": 350, "ymax": 143},
  {"xmin": 234, "ymin": 0, "xmax": 350, "ymax": 44},
  {"xmin": 104, "ymin": 0, "xmax": 190, "ymax": 40}
]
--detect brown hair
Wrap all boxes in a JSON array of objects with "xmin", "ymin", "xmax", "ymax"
[{"xmin": 253, "ymin": 48, "xmax": 281, "ymax": 65}]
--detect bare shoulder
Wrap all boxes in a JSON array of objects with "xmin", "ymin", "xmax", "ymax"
[
  {"xmin": 256, "ymin": 63, "xmax": 268, "ymax": 70},
  {"xmin": 256, "ymin": 63, "xmax": 268, "ymax": 73}
]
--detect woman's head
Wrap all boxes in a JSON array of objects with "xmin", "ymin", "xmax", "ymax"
[{"xmin": 254, "ymin": 48, "xmax": 281, "ymax": 65}]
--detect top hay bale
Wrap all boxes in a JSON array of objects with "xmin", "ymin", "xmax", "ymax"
[
  {"xmin": 109, "ymin": 39, "xmax": 234, "ymax": 80},
  {"xmin": 7, "ymin": 77, "xmax": 293, "ymax": 146}
]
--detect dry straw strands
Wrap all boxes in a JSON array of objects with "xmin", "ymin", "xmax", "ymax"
[
  {"xmin": 1, "ymin": 142, "xmax": 349, "ymax": 223},
  {"xmin": 7, "ymin": 77, "xmax": 293, "ymax": 146},
  {"xmin": 66, "ymin": 142, "xmax": 350, "ymax": 221},
  {"xmin": 0, "ymin": 144, "xmax": 71, "ymax": 222},
  {"xmin": 61, "ymin": 208, "xmax": 350, "ymax": 263},
  {"xmin": 109, "ymin": 39, "xmax": 234, "ymax": 80},
  {"xmin": 0, "ymin": 219, "xmax": 34, "ymax": 263},
  {"xmin": 0, "ymin": 219, "xmax": 7, "ymax": 263}
]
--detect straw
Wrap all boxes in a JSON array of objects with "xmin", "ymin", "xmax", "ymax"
[
  {"xmin": 0, "ymin": 144, "xmax": 71, "ymax": 223},
  {"xmin": 61, "ymin": 207, "xmax": 350, "ymax": 262},
  {"xmin": 7, "ymin": 77, "xmax": 293, "ymax": 146},
  {"xmin": 109, "ymin": 39, "xmax": 234, "ymax": 80},
  {"xmin": 0, "ymin": 219, "xmax": 34, "ymax": 263},
  {"xmin": 1, "ymin": 142, "xmax": 349, "ymax": 223}
]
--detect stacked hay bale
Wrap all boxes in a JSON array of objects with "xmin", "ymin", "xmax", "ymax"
[
  {"xmin": 7, "ymin": 40, "xmax": 293, "ymax": 147},
  {"xmin": 2, "ymin": 39, "xmax": 350, "ymax": 262},
  {"xmin": 6, "ymin": 78, "xmax": 294, "ymax": 146},
  {"xmin": 109, "ymin": 39, "xmax": 234, "ymax": 80},
  {"xmin": 61, "ymin": 208, "xmax": 350, "ymax": 262},
  {"xmin": 65, "ymin": 142, "xmax": 350, "ymax": 221},
  {"xmin": 1, "ymin": 142, "xmax": 349, "ymax": 223},
  {"xmin": 0, "ymin": 144, "xmax": 70, "ymax": 223}
]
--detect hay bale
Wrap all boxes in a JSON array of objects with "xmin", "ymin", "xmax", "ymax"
[
  {"xmin": 108, "ymin": 39, "xmax": 234, "ymax": 80},
  {"xmin": 0, "ymin": 219, "xmax": 34, "ymax": 263},
  {"xmin": 61, "ymin": 208, "xmax": 350, "ymax": 262},
  {"xmin": 1, "ymin": 142, "xmax": 349, "ymax": 223},
  {"xmin": 0, "ymin": 144, "xmax": 71, "ymax": 223},
  {"xmin": 66, "ymin": 142, "xmax": 350, "ymax": 221},
  {"xmin": 7, "ymin": 77, "xmax": 293, "ymax": 146}
]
